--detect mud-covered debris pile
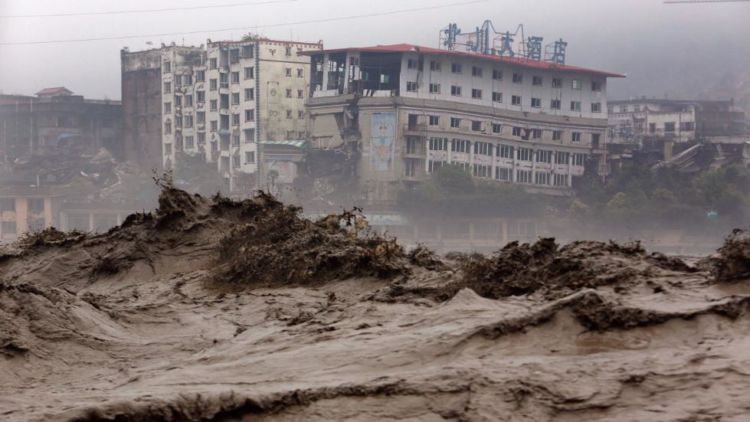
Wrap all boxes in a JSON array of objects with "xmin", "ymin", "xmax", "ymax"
[
  {"xmin": 213, "ymin": 194, "xmax": 408, "ymax": 286},
  {"xmin": 711, "ymin": 229, "xmax": 750, "ymax": 281},
  {"xmin": 458, "ymin": 237, "xmax": 695, "ymax": 299}
]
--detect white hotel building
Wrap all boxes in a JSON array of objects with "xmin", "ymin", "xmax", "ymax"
[{"xmin": 305, "ymin": 43, "xmax": 624, "ymax": 202}]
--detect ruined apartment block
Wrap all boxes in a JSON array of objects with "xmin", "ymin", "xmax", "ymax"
[
  {"xmin": 305, "ymin": 43, "xmax": 623, "ymax": 202},
  {"xmin": 122, "ymin": 38, "xmax": 322, "ymax": 191}
]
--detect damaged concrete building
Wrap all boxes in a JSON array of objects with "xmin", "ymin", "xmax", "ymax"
[
  {"xmin": 304, "ymin": 43, "xmax": 624, "ymax": 204},
  {"xmin": 122, "ymin": 38, "xmax": 322, "ymax": 192}
]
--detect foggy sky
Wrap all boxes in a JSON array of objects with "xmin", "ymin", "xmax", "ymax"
[{"xmin": 1, "ymin": 0, "xmax": 749, "ymax": 102}]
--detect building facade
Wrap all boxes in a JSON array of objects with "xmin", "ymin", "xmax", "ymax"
[
  {"xmin": 305, "ymin": 44, "xmax": 623, "ymax": 202},
  {"xmin": 608, "ymin": 99, "xmax": 746, "ymax": 145},
  {"xmin": 123, "ymin": 38, "xmax": 321, "ymax": 192},
  {"xmin": 0, "ymin": 88, "xmax": 122, "ymax": 164}
]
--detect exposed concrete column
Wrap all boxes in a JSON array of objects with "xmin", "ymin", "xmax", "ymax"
[
  {"xmin": 447, "ymin": 138, "xmax": 452, "ymax": 164},
  {"xmin": 491, "ymin": 143, "xmax": 497, "ymax": 180},
  {"xmin": 321, "ymin": 54, "xmax": 329, "ymax": 92},
  {"xmin": 88, "ymin": 212, "xmax": 95, "ymax": 232},
  {"xmin": 43, "ymin": 198, "xmax": 53, "ymax": 228},
  {"xmin": 15, "ymin": 198, "xmax": 28, "ymax": 236},
  {"xmin": 424, "ymin": 137, "xmax": 430, "ymax": 173}
]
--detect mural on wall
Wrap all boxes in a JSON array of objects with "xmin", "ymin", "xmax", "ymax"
[{"xmin": 370, "ymin": 112, "xmax": 396, "ymax": 172}]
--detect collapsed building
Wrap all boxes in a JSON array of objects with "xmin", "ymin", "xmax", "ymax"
[
  {"xmin": 303, "ymin": 34, "xmax": 624, "ymax": 204},
  {"xmin": 121, "ymin": 37, "xmax": 322, "ymax": 193}
]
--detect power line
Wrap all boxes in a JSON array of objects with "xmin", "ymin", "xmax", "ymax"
[
  {"xmin": 664, "ymin": 0, "xmax": 750, "ymax": 3},
  {"xmin": 0, "ymin": 0, "xmax": 488, "ymax": 46},
  {"xmin": 0, "ymin": 0, "xmax": 298, "ymax": 19}
]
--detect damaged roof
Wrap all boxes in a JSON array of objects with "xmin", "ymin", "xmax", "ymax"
[{"xmin": 303, "ymin": 43, "xmax": 625, "ymax": 78}]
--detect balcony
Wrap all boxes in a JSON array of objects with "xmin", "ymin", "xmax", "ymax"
[{"xmin": 403, "ymin": 123, "xmax": 428, "ymax": 135}]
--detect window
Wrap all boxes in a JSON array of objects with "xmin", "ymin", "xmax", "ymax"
[
  {"xmin": 451, "ymin": 63, "xmax": 462, "ymax": 73},
  {"xmin": 499, "ymin": 144, "xmax": 514, "ymax": 158},
  {"xmin": 196, "ymin": 70, "xmax": 205, "ymax": 82},
  {"xmin": 298, "ymin": 110, "xmax": 305, "ymax": 119},
  {"xmin": 474, "ymin": 141, "xmax": 492, "ymax": 156},
  {"xmin": 681, "ymin": 122, "xmax": 695, "ymax": 131},
  {"xmin": 496, "ymin": 167, "xmax": 511, "ymax": 181},
  {"xmin": 0, "ymin": 198, "xmax": 16, "ymax": 212},
  {"xmin": 511, "ymin": 95, "xmax": 522, "ymax": 106},
  {"xmin": 572, "ymin": 79, "xmax": 582, "ymax": 90},
  {"xmin": 232, "ymin": 93, "xmax": 240, "ymax": 105},
  {"xmin": 230, "ymin": 49, "xmax": 240, "ymax": 64},
  {"xmin": 471, "ymin": 89, "xmax": 482, "ymax": 99},
  {"xmin": 430, "ymin": 61, "xmax": 441, "ymax": 71},
  {"xmin": 297, "ymin": 68, "xmax": 304, "ymax": 78},
  {"xmin": 245, "ymin": 109, "xmax": 255, "ymax": 122},
  {"xmin": 231, "ymin": 72, "xmax": 240, "ymax": 84},
  {"xmin": 164, "ymin": 82, "xmax": 171, "ymax": 93},
  {"xmin": 649, "ymin": 123, "xmax": 656, "ymax": 133},
  {"xmin": 664, "ymin": 122, "xmax": 676, "ymax": 132},
  {"xmin": 285, "ymin": 67, "xmax": 292, "ymax": 77},
  {"xmin": 242, "ymin": 45, "xmax": 254, "ymax": 58},
  {"xmin": 512, "ymin": 73, "xmax": 523, "ymax": 83},
  {"xmin": 407, "ymin": 82, "xmax": 419, "ymax": 92},
  {"xmin": 512, "ymin": 127, "xmax": 523, "ymax": 137},
  {"xmin": 297, "ymin": 89, "xmax": 304, "ymax": 99},
  {"xmin": 210, "ymin": 79, "xmax": 217, "ymax": 91},
  {"xmin": 572, "ymin": 132, "xmax": 582, "ymax": 142},
  {"xmin": 472, "ymin": 66, "xmax": 483, "ymax": 77},
  {"xmin": 209, "ymin": 58, "xmax": 217, "ymax": 69},
  {"xmin": 554, "ymin": 174, "xmax": 567, "ymax": 187},
  {"xmin": 220, "ymin": 115, "xmax": 229, "ymax": 130},
  {"xmin": 429, "ymin": 115, "xmax": 439, "ymax": 126},
  {"xmin": 531, "ymin": 129, "xmax": 542, "ymax": 139},
  {"xmin": 573, "ymin": 153, "xmax": 585, "ymax": 166},
  {"xmin": 492, "ymin": 123, "xmax": 502, "ymax": 133},
  {"xmin": 429, "ymin": 83, "xmax": 441, "ymax": 94},
  {"xmin": 592, "ymin": 133, "xmax": 601, "ymax": 148},
  {"xmin": 537, "ymin": 150, "xmax": 552, "ymax": 163},
  {"xmin": 516, "ymin": 169, "xmax": 532, "ymax": 184},
  {"xmin": 492, "ymin": 92, "xmax": 503, "ymax": 103},
  {"xmin": 286, "ymin": 88, "xmax": 292, "ymax": 98},
  {"xmin": 592, "ymin": 81, "xmax": 602, "ymax": 91},
  {"xmin": 163, "ymin": 61, "xmax": 171, "ymax": 73},
  {"xmin": 286, "ymin": 109, "xmax": 293, "ymax": 119},
  {"xmin": 428, "ymin": 160, "xmax": 446, "ymax": 173},
  {"xmin": 164, "ymin": 143, "xmax": 172, "ymax": 155},
  {"xmin": 535, "ymin": 172, "xmax": 550, "ymax": 186},
  {"xmin": 552, "ymin": 78, "xmax": 562, "ymax": 88},
  {"xmin": 591, "ymin": 102, "xmax": 602, "ymax": 113},
  {"xmin": 471, "ymin": 120, "xmax": 482, "ymax": 131},
  {"xmin": 555, "ymin": 151, "xmax": 569, "ymax": 165},
  {"xmin": 220, "ymin": 94, "xmax": 229, "ymax": 109},
  {"xmin": 164, "ymin": 102, "xmax": 171, "ymax": 113},
  {"xmin": 473, "ymin": 164, "xmax": 491, "ymax": 178},
  {"xmin": 197, "ymin": 91, "xmax": 205, "ymax": 102},
  {"xmin": 428, "ymin": 137, "xmax": 449, "ymax": 151},
  {"xmin": 451, "ymin": 85, "xmax": 462, "ymax": 96},
  {"xmin": 518, "ymin": 147, "xmax": 532, "ymax": 161},
  {"xmin": 245, "ymin": 151, "xmax": 256, "ymax": 164},
  {"xmin": 552, "ymin": 130, "xmax": 562, "ymax": 141},
  {"xmin": 174, "ymin": 95, "xmax": 182, "ymax": 107},
  {"xmin": 570, "ymin": 101, "xmax": 581, "ymax": 112},
  {"xmin": 244, "ymin": 67, "xmax": 254, "ymax": 79},
  {"xmin": 197, "ymin": 111, "xmax": 205, "ymax": 124},
  {"xmin": 185, "ymin": 115, "xmax": 193, "ymax": 128},
  {"xmin": 185, "ymin": 95, "xmax": 193, "ymax": 107},
  {"xmin": 175, "ymin": 115, "xmax": 182, "ymax": 128},
  {"xmin": 450, "ymin": 117, "xmax": 461, "ymax": 128},
  {"xmin": 220, "ymin": 73, "xmax": 228, "ymax": 87},
  {"xmin": 407, "ymin": 59, "xmax": 418, "ymax": 69},
  {"xmin": 164, "ymin": 122, "xmax": 172, "ymax": 134},
  {"xmin": 210, "ymin": 100, "xmax": 217, "ymax": 111},
  {"xmin": 232, "ymin": 114, "xmax": 240, "ymax": 126},
  {"xmin": 245, "ymin": 88, "xmax": 255, "ymax": 101},
  {"xmin": 531, "ymin": 98, "xmax": 542, "ymax": 108},
  {"xmin": 210, "ymin": 120, "xmax": 217, "ymax": 131},
  {"xmin": 451, "ymin": 139, "xmax": 469, "ymax": 153},
  {"xmin": 532, "ymin": 76, "xmax": 543, "ymax": 86},
  {"xmin": 492, "ymin": 69, "xmax": 503, "ymax": 80},
  {"xmin": 185, "ymin": 136, "xmax": 194, "ymax": 149},
  {"xmin": 551, "ymin": 99, "xmax": 561, "ymax": 110},
  {"xmin": 244, "ymin": 129, "xmax": 255, "ymax": 143}
]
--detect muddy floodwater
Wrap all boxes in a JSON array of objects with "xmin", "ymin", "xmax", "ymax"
[{"xmin": 2, "ymin": 186, "xmax": 750, "ymax": 421}]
